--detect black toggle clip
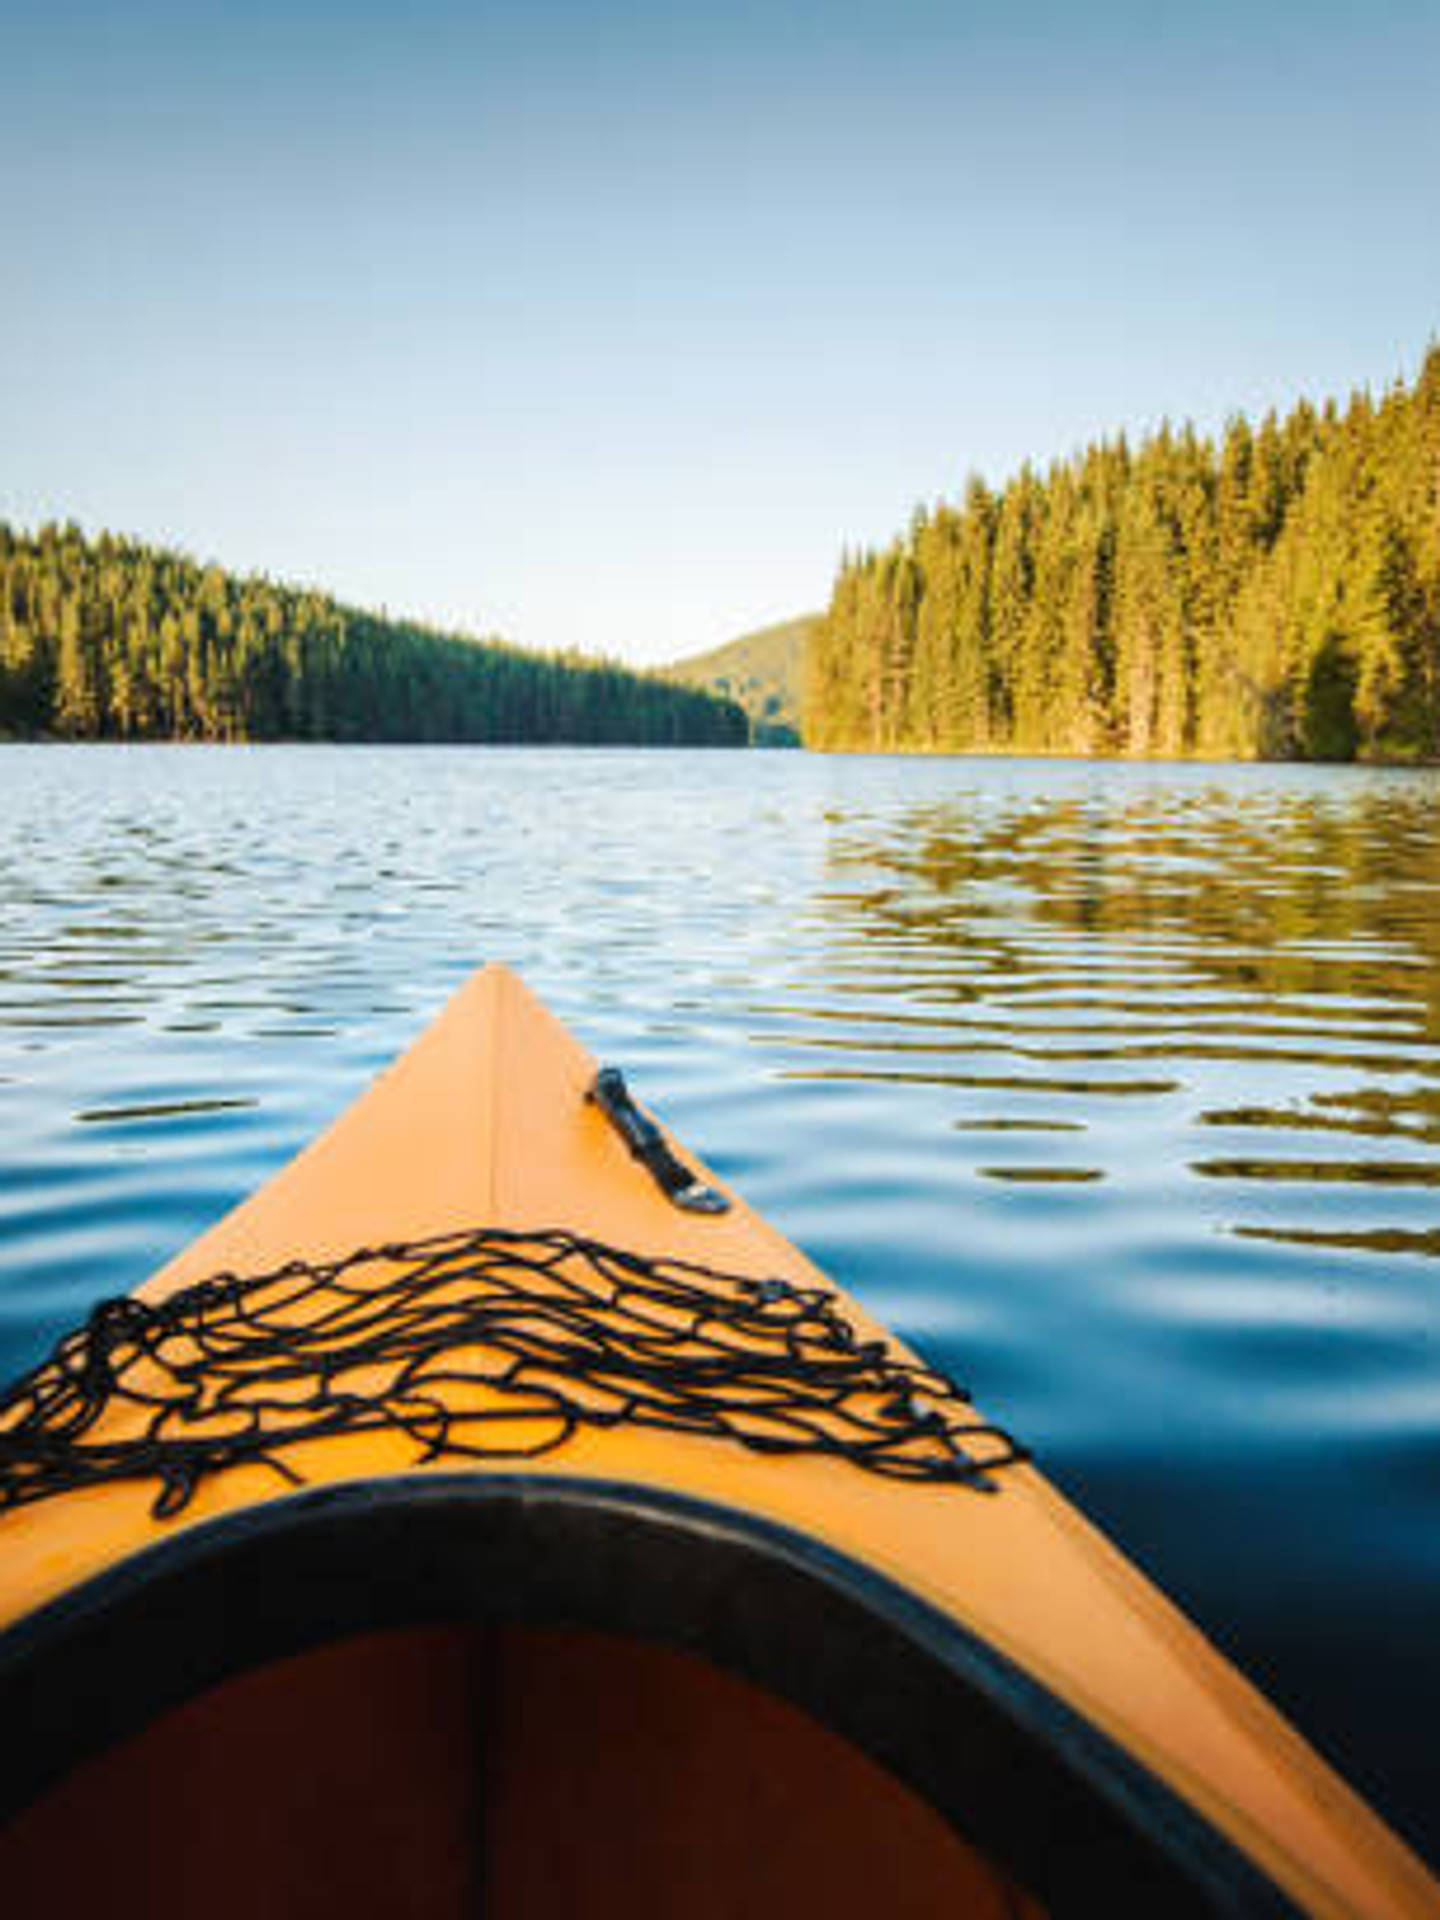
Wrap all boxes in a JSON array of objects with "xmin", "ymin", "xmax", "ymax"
[{"xmin": 588, "ymin": 1067, "xmax": 731, "ymax": 1216}]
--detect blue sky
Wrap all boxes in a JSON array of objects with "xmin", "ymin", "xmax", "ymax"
[{"xmin": 3, "ymin": 0, "xmax": 1437, "ymax": 664}]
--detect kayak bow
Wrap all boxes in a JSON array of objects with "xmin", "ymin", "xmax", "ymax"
[{"xmin": 0, "ymin": 963, "xmax": 1434, "ymax": 1919}]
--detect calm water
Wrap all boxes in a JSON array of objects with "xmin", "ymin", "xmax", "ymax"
[{"xmin": 2, "ymin": 743, "xmax": 1439, "ymax": 1861}]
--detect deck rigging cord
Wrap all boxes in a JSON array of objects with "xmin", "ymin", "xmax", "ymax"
[{"xmin": 0, "ymin": 1226, "xmax": 1027, "ymax": 1520}]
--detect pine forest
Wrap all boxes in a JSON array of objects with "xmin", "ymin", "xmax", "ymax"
[
  {"xmin": 805, "ymin": 347, "xmax": 1440, "ymax": 762},
  {"xmin": 0, "ymin": 523, "xmax": 746, "ymax": 747}
]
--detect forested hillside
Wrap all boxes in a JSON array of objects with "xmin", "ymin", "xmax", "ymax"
[
  {"xmin": 663, "ymin": 615, "xmax": 815, "ymax": 743},
  {"xmin": 805, "ymin": 347, "xmax": 1440, "ymax": 761},
  {"xmin": 0, "ymin": 523, "xmax": 747, "ymax": 745}
]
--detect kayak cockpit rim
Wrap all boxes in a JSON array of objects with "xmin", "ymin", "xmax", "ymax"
[{"xmin": 0, "ymin": 1472, "xmax": 1301, "ymax": 1919}]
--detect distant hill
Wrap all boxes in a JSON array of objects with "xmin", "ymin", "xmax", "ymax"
[{"xmin": 663, "ymin": 615, "xmax": 817, "ymax": 745}]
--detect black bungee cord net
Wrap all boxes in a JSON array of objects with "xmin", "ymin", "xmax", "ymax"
[{"xmin": 0, "ymin": 1226, "xmax": 1027, "ymax": 1521}]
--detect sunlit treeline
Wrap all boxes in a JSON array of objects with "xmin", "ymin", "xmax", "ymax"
[
  {"xmin": 805, "ymin": 346, "xmax": 1440, "ymax": 762},
  {"xmin": 0, "ymin": 523, "xmax": 747, "ymax": 745}
]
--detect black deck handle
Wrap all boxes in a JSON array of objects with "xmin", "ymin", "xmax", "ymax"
[{"xmin": 588, "ymin": 1068, "xmax": 730, "ymax": 1215}]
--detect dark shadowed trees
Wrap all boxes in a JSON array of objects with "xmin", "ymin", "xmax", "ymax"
[{"xmin": 0, "ymin": 524, "xmax": 747, "ymax": 747}]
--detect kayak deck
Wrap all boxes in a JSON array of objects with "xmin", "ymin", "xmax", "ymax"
[
  {"xmin": 0, "ymin": 1223, "xmax": 1024, "ymax": 1520},
  {"xmin": 0, "ymin": 963, "xmax": 1435, "ymax": 1918}
]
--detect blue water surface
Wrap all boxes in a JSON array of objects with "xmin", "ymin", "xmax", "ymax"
[{"xmin": 2, "ymin": 743, "xmax": 1438, "ymax": 1863}]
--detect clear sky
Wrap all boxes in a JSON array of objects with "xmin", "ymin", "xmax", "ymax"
[{"xmin": 3, "ymin": 0, "xmax": 1437, "ymax": 666}]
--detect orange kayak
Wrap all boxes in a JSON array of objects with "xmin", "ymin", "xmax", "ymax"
[{"xmin": 0, "ymin": 962, "xmax": 1435, "ymax": 1919}]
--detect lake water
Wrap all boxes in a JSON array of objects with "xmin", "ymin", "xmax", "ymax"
[{"xmin": 2, "ymin": 742, "xmax": 1439, "ymax": 1864}]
